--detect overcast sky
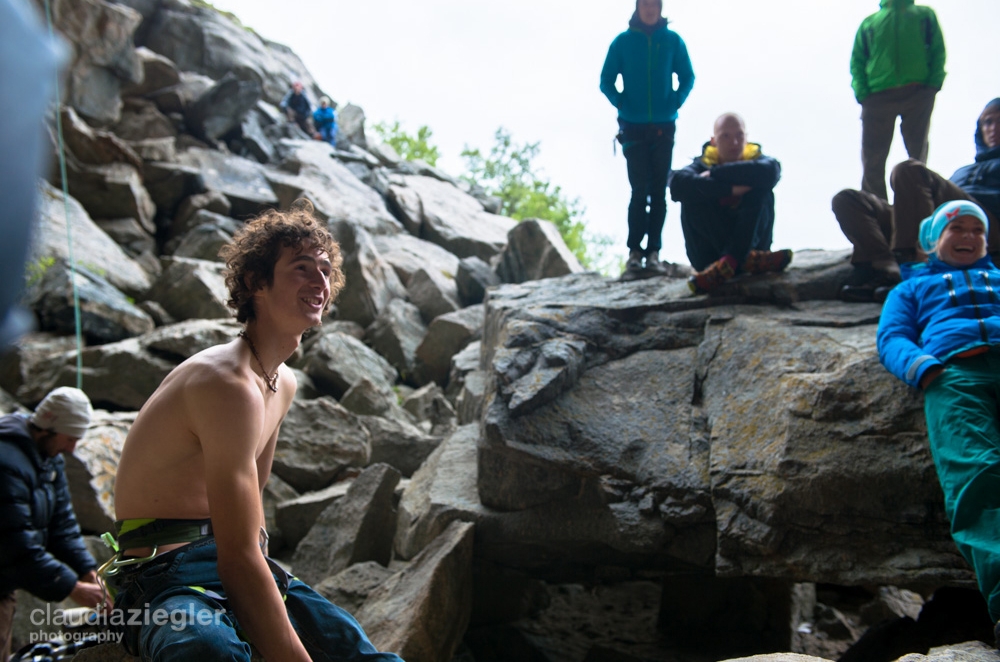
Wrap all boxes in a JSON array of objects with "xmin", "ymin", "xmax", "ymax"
[{"xmin": 209, "ymin": 0, "xmax": 998, "ymax": 268}]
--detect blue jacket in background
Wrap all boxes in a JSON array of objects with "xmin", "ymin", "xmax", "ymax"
[
  {"xmin": 950, "ymin": 115, "xmax": 1000, "ymax": 221},
  {"xmin": 600, "ymin": 20, "xmax": 695, "ymax": 124},
  {"xmin": 313, "ymin": 106, "xmax": 335, "ymax": 132},
  {"xmin": 877, "ymin": 256, "xmax": 1000, "ymax": 389},
  {"xmin": 0, "ymin": 414, "xmax": 96, "ymax": 601}
]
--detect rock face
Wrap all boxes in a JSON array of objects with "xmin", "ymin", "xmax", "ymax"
[
  {"xmin": 292, "ymin": 463, "xmax": 400, "ymax": 586},
  {"xmin": 357, "ymin": 520, "xmax": 475, "ymax": 662},
  {"xmin": 477, "ymin": 267, "xmax": 961, "ymax": 586},
  {"xmin": 17, "ymin": 2, "xmax": 982, "ymax": 660},
  {"xmin": 388, "ymin": 175, "xmax": 516, "ymax": 261}
]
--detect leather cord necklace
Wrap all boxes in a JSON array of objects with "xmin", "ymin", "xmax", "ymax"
[{"xmin": 239, "ymin": 330, "xmax": 278, "ymax": 393}]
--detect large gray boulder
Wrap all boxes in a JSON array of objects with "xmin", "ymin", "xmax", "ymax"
[
  {"xmin": 111, "ymin": 97, "xmax": 178, "ymax": 142},
  {"xmin": 141, "ymin": 159, "xmax": 205, "ymax": 219},
  {"xmin": 332, "ymin": 224, "xmax": 407, "ymax": 329},
  {"xmin": 292, "ymin": 463, "xmax": 401, "ymax": 586},
  {"xmin": 273, "ymin": 397, "xmax": 371, "ymax": 492},
  {"xmin": 144, "ymin": 256, "xmax": 230, "ymax": 320},
  {"xmin": 362, "ymin": 414, "xmax": 442, "ymax": 479},
  {"xmin": 267, "ymin": 140, "xmax": 403, "ymax": 236},
  {"xmin": 174, "ymin": 147, "xmax": 278, "ymax": 217},
  {"xmin": 275, "ymin": 479, "xmax": 351, "ymax": 548},
  {"xmin": 65, "ymin": 411, "xmax": 133, "ymax": 534},
  {"xmin": 473, "ymin": 265, "xmax": 965, "ymax": 588},
  {"xmin": 55, "ymin": 154, "xmax": 157, "ymax": 234},
  {"xmin": 140, "ymin": 1, "xmax": 319, "ymax": 105},
  {"xmin": 372, "ymin": 233, "xmax": 460, "ymax": 286},
  {"xmin": 387, "ymin": 175, "xmax": 516, "ymax": 262},
  {"xmin": 415, "ymin": 305, "xmax": 485, "ymax": 386},
  {"xmin": 44, "ymin": 0, "xmax": 143, "ymax": 124},
  {"xmin": 297, "ymin": 329, "xmax": 397, "ymax": 400},
  {"xmin": 406, "ymin": 268, "xmax": 460, "ymax": 324},
  {"xmin": 16, "ymin": 336, "xmax": 175, "ymax": 409},
  {"xmin": 496, "ymin": 218, "xmax": 585, "ymax": 284},
  {"xmin": 59, "ymin": 106, "xmax": 142, "ymax": 169},
  {"xmin": 356, "ymin": 520, "xmax": 474, "ymax": 662},
  {"xmin": 28, "ymin": 260, "xmax": 154, "ymax": 344},
  {"xmin": 365, "ymin": 299, "xmax": 427, "ymax": 382},
  {"xmin": 456, "ymin": 256, "xmax": 500, "ymax": 307},
  {"xmin": 121, "ymin": 46, "xmax": 181, "ymax": 97},
  {"xmin": 185, "ymin": 71, "xmax": 262, "ymax": 141},
  {"xmin": 394, "ymin": 425, "xmax": 485, "ymax": 561},
  {"xmin": 315, "ymin": 562, "xmax": 396, "ymax": 616}
]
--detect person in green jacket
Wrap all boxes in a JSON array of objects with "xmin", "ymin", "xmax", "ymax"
[
  {"xmin": 850, "ymin": 0, "xmax": 946, "ymax": 201},
  {"xmin": 600, "ymin": 0, "xmax": 694, "ymax": 279}
]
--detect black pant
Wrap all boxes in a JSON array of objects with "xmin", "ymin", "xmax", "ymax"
[
  {"xmin": 621, "ymin": 121, "xmax": 675, "ymax": 253},
  {"xmin": 680, "ymin": 188, "xmax": 774, "ymax": 271}
]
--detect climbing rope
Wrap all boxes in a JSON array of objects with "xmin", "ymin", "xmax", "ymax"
[{"xmin": 43, "ymin": 0, "xmax": 84, "ymax": 389}]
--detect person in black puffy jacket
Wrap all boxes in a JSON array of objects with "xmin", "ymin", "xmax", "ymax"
[
  {"xmin": 833, "ymin": 97, "xmax": 1000, "ymax": 302},
  {"xmin": 0, "ymin": 388, "xmax": 104, "ymax": 658}
]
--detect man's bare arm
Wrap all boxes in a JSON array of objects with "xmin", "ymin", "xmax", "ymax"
[{"xmin": 193, "ymin": 376, "xmax": 309, "ymax": 662}]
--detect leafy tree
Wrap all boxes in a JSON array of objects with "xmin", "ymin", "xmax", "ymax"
[
  {"xmin": 461, "ymin": 127, "xmax": 608, "ymax": 270},
  {"xmin": 371, "ymin": 120, "xmax": 441, "ymax": 166}
]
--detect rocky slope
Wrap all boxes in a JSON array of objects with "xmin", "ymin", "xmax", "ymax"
[{"xmin": 3, "ymin": 1, "xmax": 996, "ymax": 660}]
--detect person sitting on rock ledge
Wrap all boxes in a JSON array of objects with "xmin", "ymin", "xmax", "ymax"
[
  {"xmin": 877, "ymin": 200, "xmax": 1000, "ymax": 646},
  {"xmin": 107, "ymin": 202, "xmax": 402, "ymax": 662},
  {"xmin": 279, "ymin": 80, "xmax": 315, "ymax": 137},
  {"xmin": 833, "ymin": 98, "xmax": 1000, "ymax": 303},
  {"xmin": 0, "ymin": 387, "xmax": 107, "ymax": 660},
  {"xmin": 670, "ymin": 112, "xmax": 792, "ymax": 294}
]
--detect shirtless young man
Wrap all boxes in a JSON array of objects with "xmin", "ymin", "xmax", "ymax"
[{"xmin": 110, "ymin": 204, "xmax": 402, "ymax": 661}]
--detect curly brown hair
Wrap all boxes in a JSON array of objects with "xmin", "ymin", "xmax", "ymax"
[{"xmin": 219, "ymin": 200, "xmax": 345, "ymax": 323}]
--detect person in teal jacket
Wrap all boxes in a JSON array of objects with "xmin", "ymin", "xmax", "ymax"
[
  {"xmin": 877, "ymin": 200, "xmax": 1000, "ymax": 644},
  {"xmin": 851, "ymin": 0, "xmax": 946, "ymax": 200},
  {"xmin": 600, "ymin": 0, "xmax": 694, "ymax": 278}
]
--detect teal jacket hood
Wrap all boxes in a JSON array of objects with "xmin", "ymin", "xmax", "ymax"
[{"xmin": 880, "ymin": 0, "xmax": 915, "ymax": 8}]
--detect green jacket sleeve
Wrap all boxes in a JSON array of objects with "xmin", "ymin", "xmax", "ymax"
[
  {"xmin": 849, "ymin": 23, "xmax": 869, "ymax": 103},
  {"xmin": 925, "ymin": 11, "xmax": 946, "ymax": 90}
]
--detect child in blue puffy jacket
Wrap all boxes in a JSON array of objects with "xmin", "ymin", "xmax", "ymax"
[{"xmin": 877, "ymin": 199, "xmax": 1000, "ymax": 639}]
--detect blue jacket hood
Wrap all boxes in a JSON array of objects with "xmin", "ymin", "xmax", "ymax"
[{"xmin": 975, "ymin": 97, "xmax": 1000, "ymax": 158}]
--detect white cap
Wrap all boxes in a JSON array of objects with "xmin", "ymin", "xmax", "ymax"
[{"xmin": 31, "ymin": 387, "xmax": 93, "ymax": 438}]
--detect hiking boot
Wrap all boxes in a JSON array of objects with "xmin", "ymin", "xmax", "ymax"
[
  {"xmin": 688, "ymin": 255, "xmax": 737, "ymax": 294},
  {"xmin": 619, "ymin": 250, "xmax": 645, "ymax": 281},
  {"xmin": 626, "ymin": 250, "xmax": 644, "ymax": 272},
  {"xmin": 840, "ymin": 264, "xmax": 901, "ymax": 303},
  {"xmin": 741, "ymin": 249, "xmax": 793, "ymax": 275},
  {"xmin": 644, "ymin": 250, "xmax": 669, "ymax": 275}
]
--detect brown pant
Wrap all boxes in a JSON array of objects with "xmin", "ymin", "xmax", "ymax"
[
  {"xmin": 833, "ymin": 160, "xmax": 1000, "ymax": 264},
  {"xmin": 861, "ymin": 84, "xmax": 937, "ymax": 200},
  {"xmin": 0, "ymin": 591, "xmax": 15, "ymax": 661}
]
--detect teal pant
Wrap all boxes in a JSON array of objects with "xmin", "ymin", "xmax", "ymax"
[{"xmin": 924, "ymin": 348, "xmax": 1000, "ymax": 621}]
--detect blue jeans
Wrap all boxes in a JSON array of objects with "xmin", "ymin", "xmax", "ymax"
[
  {"xmin": 318, "ymin": 124, "xmax": 336, "ymax": 145},
  {"xmin": 110, "ymin": 538, "xmax": 402, "ymax": 661},
  {"xmin": 620, "ymin": 121, "xmax": 675, "ymax": 253}
]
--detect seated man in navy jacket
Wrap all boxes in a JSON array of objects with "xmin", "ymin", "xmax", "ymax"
[
  {"xmin": 0, "ymin": 387, "xmax": 105, "ymax": 658},
  {"xmin": 833, "ymin": 97, "xmax": 1000, "ymax": 302},
  {"xmin": 670, "ymin": 113, "xmax": 791, "ymax": 293}
]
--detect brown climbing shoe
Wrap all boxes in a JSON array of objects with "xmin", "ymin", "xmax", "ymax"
[{"xmin": 741, "ymin": 249, "xmax": 793, "ymax": 275}]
